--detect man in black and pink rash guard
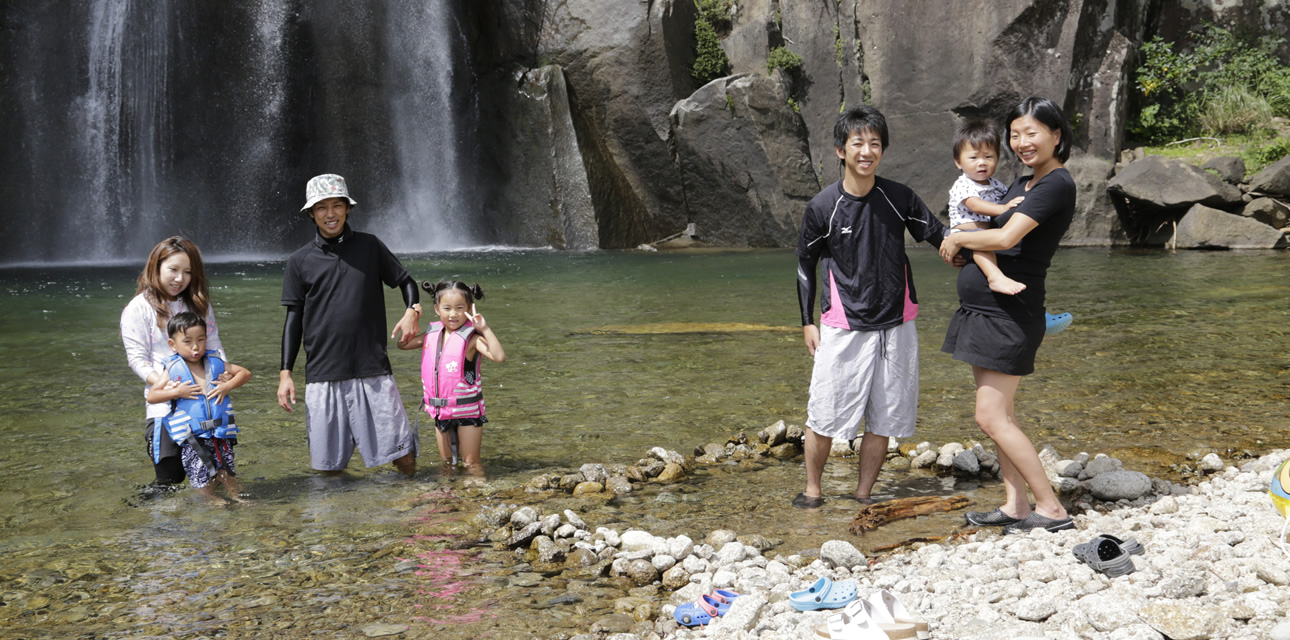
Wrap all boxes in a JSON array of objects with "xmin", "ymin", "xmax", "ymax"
[{"xmin": 792, "ymin": 106, "xmax": 953, "ymax": 509}]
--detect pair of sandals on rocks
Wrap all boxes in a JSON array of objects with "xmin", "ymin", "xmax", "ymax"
[
  {"xmin": 673, "ymin": 589, "xmax": 741, "ymax": 627},
  {"xmin": 789, "ymin": 577, "xmax": 929, "ymax": 639},
  {"xmin": 1073, "ymin": 533, "xmax": 1144, "ymax": 577}
]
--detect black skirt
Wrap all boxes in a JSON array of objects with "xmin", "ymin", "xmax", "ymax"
[{"xmin": 941, "ymin": 307, "xmax": 1045, "ymax": 376}]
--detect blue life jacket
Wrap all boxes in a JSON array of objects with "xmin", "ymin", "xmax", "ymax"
[{"xmin": 152, "ymin": 351, "xmax": 237, "ymax": 462}]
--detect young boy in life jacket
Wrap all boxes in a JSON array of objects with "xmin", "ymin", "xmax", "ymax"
[{"xmin": 147, "ymin": 311, "xmax": 251, "ymax": 503}]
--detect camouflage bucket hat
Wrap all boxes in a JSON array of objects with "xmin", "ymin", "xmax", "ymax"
[{"xmin": 300, "ymin": 174, "xmax": 358, "ymax": 212}]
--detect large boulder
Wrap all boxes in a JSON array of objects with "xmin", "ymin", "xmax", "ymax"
[
  {"xmin": 477, "ymin": 66, "xmax": 597, "ymax": 249},
  {"xmin": 1063, "ymin": 155, "xmax": 1132, "ymax": 246},
  {"xmin": 1248, "ymin": 155, "xmax": 1290, "ymax": 198},
  {"xmin": 1175, "ymin": 204, "xmax": 1287, "ymax": 250},
  {"xmin": 1243, "ymin": 198, "xmax": 1290, "ymax": 230},
  {"xmin": 1201, "ymin": 156, "xmax": 1246, "ymax": 185},
  {"xmin": 1107, "ymin": 155, "xmax": 1244, "ymax": 242},
  {"xmin": 669, "ymin": 74, "xmax": 818, "ymax": 246},
  {"xmin": 532, "ymin": 0, "xmax": 697, "ymax": 247}
]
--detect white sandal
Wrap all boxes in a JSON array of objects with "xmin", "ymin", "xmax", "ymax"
[
  {"xmin": 867, "ymin": 589, "xmax": 929, "ymax": 639},
  {"xmin": 814, "ymin": 599, "xmax": 917, "ymax": 640}
]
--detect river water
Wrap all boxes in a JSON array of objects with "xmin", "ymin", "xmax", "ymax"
[{"xmin": 1, "ymin": 248, "xmax": 1287, "ymax": 638}]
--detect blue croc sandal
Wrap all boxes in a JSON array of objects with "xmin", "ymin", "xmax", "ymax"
[
  {"xmin": 674, "ymin": 596, "xmax": 720, "ymax": 626},
  {"xmin": 789, "ymin": 576, "xmax": 858, "ymax": 611},
  {"xmin": 710, "ymin": 589, "xmax": 741, "ymax": 606},
  {"xmin": 1045, "ymin": 312, "xmax": 1073, "ymax": 335}
]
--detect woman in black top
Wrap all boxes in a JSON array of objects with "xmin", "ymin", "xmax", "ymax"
[{"xmin": 938, "ymin": 97, "xmax": 1076, "ymax": 534}]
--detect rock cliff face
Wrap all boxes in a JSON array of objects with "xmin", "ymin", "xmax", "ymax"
[{"xmin": 463, "ymin": 0, "xmax": 1287, "ymax": 249}]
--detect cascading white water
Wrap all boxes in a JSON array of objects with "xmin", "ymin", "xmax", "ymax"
[
  {"xmin": 0, "ymin": 1, "xmax": 476, "ymax": 265},
  {"xmin": 376, "ymin": 0, "xmax": 472, "ymax": 251},
  {"xmin": 74, "ymin": 0, "xmax": 171, "ymax": 261}
]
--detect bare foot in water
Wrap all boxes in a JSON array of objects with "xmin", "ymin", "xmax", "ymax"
[{"xmin": 988, "ymin": 275, "xmax": 1027, "ymax": 295}]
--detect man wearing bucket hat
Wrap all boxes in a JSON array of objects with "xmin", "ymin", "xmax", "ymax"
[{"xmin": 277, "ymin": 174, "xmax": 422, "ymax": 476}]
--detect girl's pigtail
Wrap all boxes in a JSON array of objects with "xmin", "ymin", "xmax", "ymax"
[
  {"xmin": 470, "ymin": 284, "xmax": 485, "ymax": 302},
  {"xmin": 420, "ymin": 280, "xmax": 438, "ymax": 295}
]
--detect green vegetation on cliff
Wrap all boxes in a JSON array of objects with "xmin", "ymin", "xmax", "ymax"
[
  {"xmin": 692, "ymin": 0, "xmax": 732, "ymax": 85},
  {"xmin": 1131, "ymin": 24, "xmax": 1290, "ymax": 145}
]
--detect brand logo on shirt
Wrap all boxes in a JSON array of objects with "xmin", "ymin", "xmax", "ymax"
[
  {"xmin": 445, "ymin": 360, "xmax": 459, "ymax": 373},
  {"xmin": 839, "ymin": 226, "xmax": 853, "ymax": 235}
]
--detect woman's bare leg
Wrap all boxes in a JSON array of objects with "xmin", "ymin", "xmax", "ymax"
[{"xmin": 972, "ymin": 365, "xmax": 1066, "ymax": 520}]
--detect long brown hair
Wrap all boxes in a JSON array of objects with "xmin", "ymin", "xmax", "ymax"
[{"xmin": 135, "ymin": 236, "xmax": 211, "ymax": 328}]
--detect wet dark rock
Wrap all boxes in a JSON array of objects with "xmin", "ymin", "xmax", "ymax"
[
  {"xmin": 510, "ymin": 522, "xmax": 542, "ymax": 548},
  {"xmin": 590, "ymin": 613, "xmax": 636, "ymax": 634},
  {"xmin": 573, "ymin": 481, "xmax": 605, "ymax": 497},
  {"xmin": 488, "ymin": 524, "xmax": 514, "ymax": 544},
  {"xmin": 566, "ymin": 548, "xmax": 599, "ymax": 568},
  {"xmin": 537, "ymin": 538, "xmax": 567, "ymax": 564},
  {"xmin": 638, "ymin": 459, "xmax": 665, "ymax": 478},
  {"xmin": 561, "ymin": 473, "xmax": 587, "ymax": 489},
  {"xmin": 625, "ymin": 559, "xmax": 659, "ymax": 586},
  {"xmin": 785, "ymin": 423, "xmax": 805, "ymax": 442},
  {"xmin": 361, "ymin": 623, "xmax": 409, "ymax": 637},
  {"xmin": 606, "ymin": 476, "xmax": 633, "ymax": 496},
  {"xmin": 1202, "ymin": 156, "xmax": 1245, "ymax": 184},
  {"xmin": 624, "ymin": 465, "xmax": 647, "ymax": 482},
  {"xmin": 655, "ymin": 463, "xmax": 686, "ymax": 483},
  {"xmin": 542, "ymin": 593, "xmax": 584, "ymax": 608},
  {"xmin": 528, "ymin": 475, "xmax": 552, "ymax": 490},
  {"xmin": 736, "ymin": 534, "xmax": 775, "ymax": 553},
  {"xmin": 768, "ymin": 443, "xmax": 800, "ymax": 460},
  {"xmin": 1249, "ymin": 155, "xmax": 1290, "ymax": 197}
]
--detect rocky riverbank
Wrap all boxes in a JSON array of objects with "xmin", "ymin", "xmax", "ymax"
[{"xmin": 506, "ymin": 449, "xmax": 1290, "ymax": 639}]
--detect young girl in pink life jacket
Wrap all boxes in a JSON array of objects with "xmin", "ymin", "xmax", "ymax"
[{"xmin": 399, "ymin": 280, "xmax": 506, "ymax": 478}]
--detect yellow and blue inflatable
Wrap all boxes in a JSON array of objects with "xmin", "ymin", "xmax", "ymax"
[{"xmin": 1271, "ymin": 458, "xmax": 1290, "ymax": 518}]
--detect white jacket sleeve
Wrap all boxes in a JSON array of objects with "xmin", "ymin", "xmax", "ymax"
[
  {"xmin": 120, "ymin": 295, "xmax": 160, "ymax": 382},
  {"xmin": 203, "ymin": 303, "xmax": 227, "ymax": 361}
]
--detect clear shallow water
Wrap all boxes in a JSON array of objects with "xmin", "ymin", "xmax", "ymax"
[{"xmin": 1, "ymin": 248, "xmax": 1287, "ymax": 637}]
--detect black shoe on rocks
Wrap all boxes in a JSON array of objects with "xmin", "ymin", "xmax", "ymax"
[
  {"xmin": 1002, "ymin": 512, "xmax": 1075, "ymax": 535},
  {"xmin": 964, "ymin": 508, "xmax": 1022, "ymax": 526}
]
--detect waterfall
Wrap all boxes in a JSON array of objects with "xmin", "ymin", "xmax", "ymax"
[
  {"xmin": 375, "ymin": 0, "xmax": 474, "ymax": 251},
  {"xmin": 74, "ymin": 0, "xmax": 171, "ymax": 262},
  {"xmin": 0, "ymin": 1, "xmax": 475, "ymax": 265}
]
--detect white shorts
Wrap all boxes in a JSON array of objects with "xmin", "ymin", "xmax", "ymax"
[
  {"xmin": 305, "ymin": 375, "xmax": 418, "ymax": 471},
  {"xmin": 806, "ymin": 322, "xmax": 919, "ymax": 440}
]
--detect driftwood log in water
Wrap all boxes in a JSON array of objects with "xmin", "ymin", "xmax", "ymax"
[{"xmin": 848, "ymin": 495, "xmax": 972, "ymax": 534}]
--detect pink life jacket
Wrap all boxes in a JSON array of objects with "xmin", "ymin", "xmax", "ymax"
[{"xmin": 420, "ymin": 321, "xmax": 484, "ymax": 420}]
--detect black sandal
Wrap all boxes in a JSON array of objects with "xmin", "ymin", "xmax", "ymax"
[{"xmin": 791, "ymin": 492, "xmax": 824, "ymax": 509}]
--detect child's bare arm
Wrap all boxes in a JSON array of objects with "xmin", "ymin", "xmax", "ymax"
[
  {"xmin": 963, "ymin": 195, "xmax": 1024, "ymax": 217},
  {"xmin": 397, "ymin": 333, "xmax": 425, "ymax": 350},
  {"xmin": 208, "ymin": 363, "xmax": 251, "ymax": 403},
  {"xmin": 146, "ymin": 377, "xmax": 199, "ymax": 404},
  {"xmin": 469, "ymin": 314, "xmax": 506, "ymax": 363}
]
